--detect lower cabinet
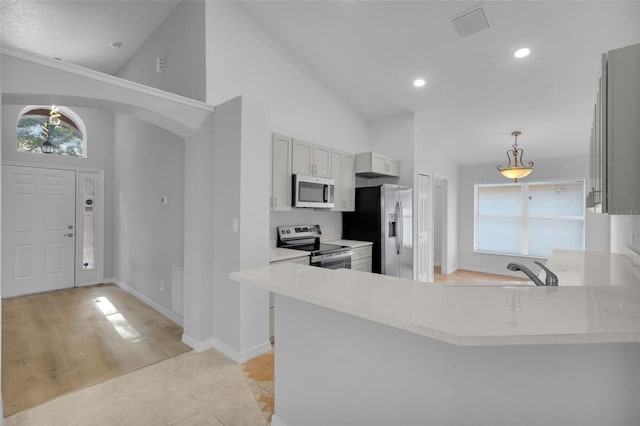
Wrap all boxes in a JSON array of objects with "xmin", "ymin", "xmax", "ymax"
[
  {"xmin": 269, "ymin": 255, "xmax": 310, "ymax": 341},
  {"xmin": 351, "ymin": 245, "xmax": 373, "ymax": 272}
]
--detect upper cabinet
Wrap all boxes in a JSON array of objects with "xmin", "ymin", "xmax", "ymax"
[
  {"xmin": 271, "ymin": 134, "xmax": 292, "ymax": 211},
  {"xmin": 292, "ymin": 139, "xmax": 331, "ymax": 178},
  {"xmin": 354, "ymin": 152, "xmax": 400, "ymax": 178},
  {"xmin": 331, "ymin": 150, "xmax": 355, "ymax": 212},
  {"xmin": 588, "ymin": 43, "xmax": 640, "ymax": 214}
]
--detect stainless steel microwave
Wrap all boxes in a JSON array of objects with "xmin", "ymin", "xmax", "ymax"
[{"xmin": 292, "ymin": 174, "xmax": 335, "ymax": 208}]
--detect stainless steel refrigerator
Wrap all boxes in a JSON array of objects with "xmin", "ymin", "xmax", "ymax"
[{"xmin": 343, "ymin": 184, "xmax": 413, "ymax": 279}]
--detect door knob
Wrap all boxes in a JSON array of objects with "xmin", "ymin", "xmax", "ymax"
[{"xmin": 64, "ymin": 233, "xmax": 74, "ymax": 237}]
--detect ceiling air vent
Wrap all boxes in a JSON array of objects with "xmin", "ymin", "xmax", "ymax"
[{"xmin": 451, "ymin": 7, "xmax": 490, "ymax": 38}]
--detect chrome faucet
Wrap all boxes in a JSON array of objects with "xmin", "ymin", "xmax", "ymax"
[
  {"xmin": 506, "ymin": 263, "xmax": 545, "ymax": 286},
  {"xmin": 506, "ymin": 262, "xmax": 559, "ymax": 286},
  {"xmin": 533, "ymin": 261, "xmax": 559, "ymax": 286}
]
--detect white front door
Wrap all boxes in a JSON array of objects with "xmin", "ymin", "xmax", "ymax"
[{"xmin": 2, "ymin": 165, "xmax": 76, "ymax": 297}]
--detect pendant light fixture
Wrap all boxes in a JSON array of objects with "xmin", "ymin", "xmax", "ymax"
[
  {"xmin": 497, "ymin": 131, "xmax": 533, "ymax": 182},
  {"xmin": 40, "ymin": 106, "xmax": 61, "ymax": 154}
]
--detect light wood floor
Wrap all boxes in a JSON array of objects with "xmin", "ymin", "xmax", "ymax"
[
  {"xmin": 434, "ymin": 266, "xmax": 528, "ymax": 283},
  {"xmin": 2, "ymin": 283, "xmax": 191, "ymax": 417}
]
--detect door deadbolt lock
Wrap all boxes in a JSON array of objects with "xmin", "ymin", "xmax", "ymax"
[{"xmin": 68, "ymin": 225, "xmax": 74, "ymax": 229}]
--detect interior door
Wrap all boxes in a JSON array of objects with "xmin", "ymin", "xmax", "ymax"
[
  {"xmin": 2, "ymin": 165, "xmax": 76, "ymax": 297},
  {"xmin": 417, "ymin": 173, "xmax": 433, "ymax": 282},
  {"xmin": 398, "ymin": 185, "xmax": 413, "ymax": 280}
]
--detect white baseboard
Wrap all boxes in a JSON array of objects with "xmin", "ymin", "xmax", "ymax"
[
  {"xmin": 112, "ymin": 278, "xmax": 183, "ymax": 326},
  {"xmin": 180, "ymin": 335, "xmax": 272, "ymax": 363},
  {"xmin": 182, "ymin": 334, "xmax": 214, "ymax": 352},
  {"xmin": 270, "ymin": 414, "xmax": 287, "ymax": 426},
  {"xmin": 212, "ymin": 338, "xmax": 272, "ymax": 364}
]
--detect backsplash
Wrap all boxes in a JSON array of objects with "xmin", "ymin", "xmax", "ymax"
[
  {"xmin": 610, "ymin": 214, "xmax": 640, "ymax": 255},
  {"xmin": 270, "ymin": 209, "xmax": 342, "ymax": 246}
]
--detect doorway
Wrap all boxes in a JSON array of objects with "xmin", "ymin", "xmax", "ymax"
[
  {"xmin": 433, "ymin": 177, "xmax": 448, "ymax": 276},
  {"xmin": 2, "ymin": 165, "xmax": 76, "ymax": 297}
]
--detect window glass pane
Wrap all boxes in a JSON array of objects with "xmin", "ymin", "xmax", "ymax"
[
  {"xmin": 528, "ymin": 219, "xmax": 584, "ymax": 257},
  {"xmin": 478, "ymin": 185, "xmax": 521, "ymax": 216},
  {"xmin": 17, "ymin": 107, "xmax": 85, "ymax": 157},
  {"xmin": 476, "ymin": 217, "xmax": 521, "ymax": 254},
  {"xmin": 82, "ymin": 178, "xmax": 96, "ymax": 270},
  {"xmin": 528, "ymin": 182, "xmax": 584, "ymax": 217}
]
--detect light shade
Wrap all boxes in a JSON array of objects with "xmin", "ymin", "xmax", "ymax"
[{"xmin": 499, "ymin": 166, "xmax": 533, "ymax": 180}]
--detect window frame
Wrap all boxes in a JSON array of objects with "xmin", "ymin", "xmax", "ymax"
[
  {"xmin": 474, "ymin": 179, "xmax": 586, "ymax": 258},
  {"xmin": 16, "ymin": 105, "xmax": 88, "ymax": 158}
]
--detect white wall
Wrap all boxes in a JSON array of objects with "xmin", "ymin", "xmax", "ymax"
[
  {"xmin": 457, "ymin": 155, "xmax": 589, "ymax": 276},
  {"xmin": 211, "ymin": 97, "xmax": 270, "ymax": 361},
  {"xmin": 117, "ymin": 0, "xmax": 206, "ymax": 102},
  {"xmin": 204, "ymin": 2, "xmax": 370, "ymax": 154},
  {"xmin": 2, "ymin": 105, "xmax": 115, "ymax": 278},
  {"xmin": 112, "ymin": 113, "xmax": 185, "ymax": 315},
  {"xmin": 370, "ymin": 113, "xmax": 415, "ymax": 187},
  {"xmin": 204, "ymin": 1, "xmax": 371, "ymax": 249}
]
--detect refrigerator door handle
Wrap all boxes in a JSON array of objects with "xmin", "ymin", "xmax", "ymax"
[
  {"xmin": 395, "ymin": 201, "xmax": 402, "ymax": 255},
  {"xmin": 398, "ymin": 201, "xmax": 403, "ymax": 255}
]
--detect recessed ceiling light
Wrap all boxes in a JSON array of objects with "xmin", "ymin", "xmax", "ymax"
[
  {"xmin": 514, "ymin": 48, "xmax": 530, "ymax": 58},
  {"xmin": 110, "ymin": 42, "xmax": 123, "ymax": 49},
  {"xmin": 413, "ymin": 78, "xmax": 426, "ymax": 88}
]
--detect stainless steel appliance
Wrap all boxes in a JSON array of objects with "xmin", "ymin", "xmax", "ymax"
[
  {"xmin": 277, "ymin": 225, "xmax": 352, "ymax": 269},
  {"xmin": 292, "ymin": 175, "xmax": 335, "ymax": 208},
  {"xmin": 342, "ymin": 184, "xmax": 413, "ymax": 278}
]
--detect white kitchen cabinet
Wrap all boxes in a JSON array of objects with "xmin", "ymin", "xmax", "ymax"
[
  {"xmin": 331, "ymin": 150, "xmax": 355, "ymax": 212},
  {"xmin": 292, "ymin": 139, "xmax": 331, "ymax": 178},
  {"xmin": 588, "ymin": 43, "xmax": 640, "ymax": 214},
  {"xmin": 269, "ymin": 254, "xmax": 310, "ymax": 341},
  {"xmin": 605, "ymin": 43, "xmax": 640, "ymax": 214},
  {"xmin": 351, "ymin": 245, "xmax": 373, "ymax": 272},
  {"xmin": 271, "ymin": 134, "xmax": 293, "ymax": 211},
  {"xmin": 355, "ymin": 152, "xmax": 400, "ymax": 178}
]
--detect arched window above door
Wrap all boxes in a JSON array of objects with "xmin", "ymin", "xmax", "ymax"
[{"xmin": 17, "ymin": 105, "xmax": 87, "ymax": 157}]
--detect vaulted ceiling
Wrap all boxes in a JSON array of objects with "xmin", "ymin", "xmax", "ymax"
[{"xmin": 2, "ymin": 1, "xmax": 639, "ymax": 165}]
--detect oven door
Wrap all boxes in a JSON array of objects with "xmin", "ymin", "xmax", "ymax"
[
  {"xmin": 311, "ymin": 251, "xmax": 352, "ymax": 269},
  {"xmin": 293, "ymin": 174, "xmax": 335, "ymax": 208}
]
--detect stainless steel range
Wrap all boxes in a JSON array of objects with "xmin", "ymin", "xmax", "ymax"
[{"xmin": 277, "ymin": 225, "xmax": 352, "ymax": 269}]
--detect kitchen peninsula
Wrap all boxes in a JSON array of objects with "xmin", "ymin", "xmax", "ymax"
[{"xmin": 230, "ymin": 262, "xmax": 640, "ymax": 426}]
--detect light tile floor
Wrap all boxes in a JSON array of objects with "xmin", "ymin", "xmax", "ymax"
[{"xmin": 4, "ymin": 349, "xmax": 267, "ymax": 426}]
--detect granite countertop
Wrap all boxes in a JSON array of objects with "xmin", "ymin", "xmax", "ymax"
[
  {"xmin": 269, "ymin": 247, "xmax": 309, "ymax": 263},
  {"xmin": 545, "ymin": 249, "xmax": 640, "ymax": 286},
  {"xmin": 230, "ymin": 262, "xmax": 640, "ymax": 346}
]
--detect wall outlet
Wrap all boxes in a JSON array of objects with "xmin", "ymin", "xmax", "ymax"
[
  {"xmin": 156, "ymin": 56, "xmax": 164, "ymax": 73},
  {"xmin": 232, "ymin": 218, "xmax": 239, "ymax": 233}
]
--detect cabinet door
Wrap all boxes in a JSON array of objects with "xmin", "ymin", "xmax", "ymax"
[
  {"xmin": 387, "ymin": 158, "xmax": 401, "ymax": 177},
  {"xmin": 371, "ymin": 153, "xmax": 388, "ymax": 175},
  {"xmin": 607, "ymin": 43, "xmax": 640, "ymax": 213},
  {"xmin": 292, "ymin": 139, "xmax": 313, "ymax": 176},
  {"xmin": 331, "ymin": 151, "xmax": 344, "ymax": 211},
  {"xmin": 313, "ymin": 144, "xmax": 332, "ymax": 178},
  {"xmin": 272, "ymin": 134, "xmax": 292, "ymax": 211},
  {"xmin": 351, "ymin": 258, "xmax": 372, "ymax": 272},
  {"xmin": 341, "ymin": 153, "xmax": 355, "ymax": 211}
]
